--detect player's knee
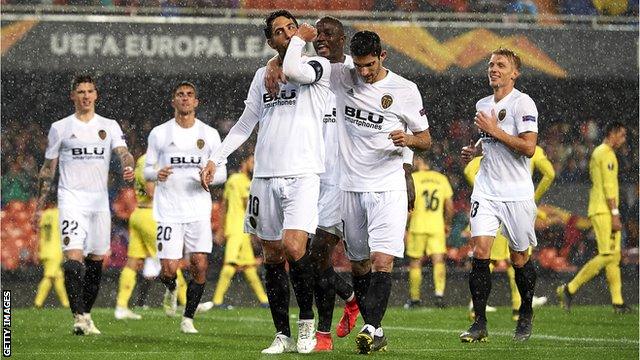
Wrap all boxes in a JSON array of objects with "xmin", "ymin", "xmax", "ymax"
[
  {"xmin": 63, "ymin": 259, "xmax": 84, "ymax": 275},
  {"xmin": 262, "ymin": 243, "xmax": 286, "ymax": 264},
  {"xmin": 510, "ymin": 252, "xmax": 529, "ymax": 268},
  {"xmin": 350, "ymin": 259, "xmax": 371, "ymax": 276},
  {"xmin": 283, "ymin": 239, "xmax": 307, "ymax": 261},
  {"xmin": 370, "ymin": 253, "xmax": 394, "ymax": 272}
]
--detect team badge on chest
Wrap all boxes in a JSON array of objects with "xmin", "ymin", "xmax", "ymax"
[
  {"xmin": 98, "ymin": 129, "xmax": 107, "ymax": 140},
  {"xmin": 498, "ymin": 109, "xmax": 507, "ymax": 121},
  {"xmin": 381, "ymin": 94, "xmax": 393, "ymax": 109},
  {"xmin": 197, "ymin": 139, "xmax": 205, "ymax": 149}
]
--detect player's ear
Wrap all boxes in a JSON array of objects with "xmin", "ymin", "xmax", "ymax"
[
  {"xmin": 512, "ymin": 69, "xmax": 520, "ymax": 80},
  {"xmin": 194, "ymin": 98, "xmax": 199, "ymax": 108},
  {"xmin": 379, "ymin": 50, "xmax": 387, "ymax": 62},
  {"xmin": 267, "ymin": 38, "xmax": 274, "ymax": 49}
]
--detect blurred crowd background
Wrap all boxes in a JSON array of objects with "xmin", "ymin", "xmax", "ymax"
[{"xmin": 2, "ymin": 73, "xmax": 638, "ymax": 276}]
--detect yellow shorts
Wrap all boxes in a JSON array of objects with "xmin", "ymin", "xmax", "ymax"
[
  {"xmin": 591, "ymin": 213, "xmax": 621, "ymax": 254},
  {"xmin": 41, "ymin": 258, "xmax": 63, "ymax": 278},
  {"xmin": 128, "ymin": 207, "xmax": 157, "ymax": 259},
  {"xmin": 490, "ymin": 232, "xmax": 510, "ymax": 261},
  {"xmin": 224, "ymin": 233, "xmax": 257, "ymax": 266},
  {"xmin": 406, "ymin": 232, "xmax": 446, "ymax": 258}
]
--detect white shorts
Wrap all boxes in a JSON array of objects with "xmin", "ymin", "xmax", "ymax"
[
  {"xmin": 142, "ymin": 257, "xmax": 161, "ymax": 278},
  {"xmin": 59, "ymin": 207, "xmax": 111, "ymax": 256},
  {"xmin": 244, "ymin": 175, "xmax": 320, "ymax": 241},
  {"xmin": 469, "ymin": 196, "xmax": 537, "ymax": 252},
  {"xmin": 317, "ymin": 182, "xmax": 343, "ymax": 238},
  {"xmin": 342, "ymin": 191, "xmax": 407, "ymax": 261},
  {"xmin": 156, "ymin": 220, "xmax": 212, "ymax": 260}
]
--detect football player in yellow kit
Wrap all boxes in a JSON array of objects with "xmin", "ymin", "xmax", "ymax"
[
  {"xmin": 557, "ymin": 121, "xmax": 632, "ymax": 314},
  {"xmin": 34, "ymin": 196, "xmax": 70, "ymax": 309},
  {"xmin": 199, "ymin": 154, "xmax": 269, "ymax": 310},
  {"xmin": 114, "ymin": 155, "xmax": 188, "ymax": 319},
  {"xmin": 405, "ymin": 155, "xmax": 453, "ymax": 309}
]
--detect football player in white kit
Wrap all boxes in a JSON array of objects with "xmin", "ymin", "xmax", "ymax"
[
  {"xmin": 329, "ymin": 31, "xmax": 432, "ymax": 354},
  {"xmin": 200, "ymin": 11, "xmax": 331, "ymax": 354},
  {"xmin": 263, "ymin": 17, "xmax": 418, "ymax": 352},
  {"xmin": 144, "ymin": 82, "xmax": 227, "ymax": 334},
  {"xmin": 459, "ymin": 48, "xmax": 539, "ymax": 343},
  {"xmin": 34, "ymin": 75, "xmax": 135, "ymax": 335}
]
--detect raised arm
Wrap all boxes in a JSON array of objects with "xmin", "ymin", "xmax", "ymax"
[{"xmin": 282, "ymin": 24, "xmax": 327, "ymax": 85}]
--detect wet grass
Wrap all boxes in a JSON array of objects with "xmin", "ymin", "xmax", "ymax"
[{"xmin": 10, "ymin": 305, "xmax": 639, "ymax": 359}]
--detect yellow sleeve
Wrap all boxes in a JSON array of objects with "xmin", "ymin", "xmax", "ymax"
[
  {"xmin": 533, "ymin": 147, "xmax": 556, "ymax": 202},
  {"xmin": 223, "ymin": 175, "xmax": 235, "ymax": 202},
  {"xmin": 463, "ymin": 156, "xmax": 482, "ymax": 186},
  {"xmin": 600, "ymin": 150, "xmax": 618, "ymax": 200}
]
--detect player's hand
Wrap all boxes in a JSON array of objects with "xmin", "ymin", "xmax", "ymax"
[
  {"xmin": 265, "ymin": 57, "xmax": 286, "ymax": 96},
  {"xmin": 122, "ymin": 166, "xmax": 134, "ymax": 183},
  {"xmin": 474, "ymin": 109, "xmax": 499, "ymax": 137},
  {"xmin": 295, "ymin": 23, "xmax": 318, "ymax": 42},
  {"xmin": 612, "ymin": 215, "xmax": 622, "ymax": 232},
  {"xmin": 157, "ymin": 166, "xmax": 173, "ymax": 182},
  {"xmin": 199, "ymin": 161, "xmax": 216, "ymax": 192},
  {"xmin": 461, "ymin": 141, "xmax": 478, "ymax": 162},
  {"xmin": 389, "ymin": 130, "xmax": 411, "ymax": 147}
]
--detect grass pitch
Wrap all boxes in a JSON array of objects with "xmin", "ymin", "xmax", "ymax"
[{"xmin": 11, "ymin": 305, "xmax": 638, "ymax": 359}]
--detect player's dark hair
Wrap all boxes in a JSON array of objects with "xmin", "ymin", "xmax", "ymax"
[
  {"xmin": 604, "ymin": 121, "xmax": 625, "ymax": 137},
  {"xmin": 491, "ymin": 48, "xmax": 521, "ymax": 71},
  {"xmin": 70, "ymin": 74, "xmax": 96, "ymax": 92},
  {"xmin": 350, "ymin": 31, "xmax": 382, "ymax": 57},
  {"xmin": 172, "ymin": 81, "xmax": 198, "ymax": 98},
  {"xmin": 264, "ymin": 10, "xmax": 298, "ymax": 39},
  {"xmin": 317, "ymin": 16, "xmax": 344, "ymax": 35}
]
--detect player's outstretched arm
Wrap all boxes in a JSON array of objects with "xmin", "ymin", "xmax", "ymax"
[
  {"xmin": 33, "ymin": 158, "xmax": 58, "ymax": 229},
  {"xmin": 114, "ymin": 146, "xmax": 135, "ymax": 183}
]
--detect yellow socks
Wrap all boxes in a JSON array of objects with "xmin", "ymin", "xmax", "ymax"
[
  {"xmin": 243, "ymin": 266, "xmax": 268, "ymax": 304},
  {"xmin": 433, "ymin": 262, "xmax": 446, "ymax": 297},
  {"xmin": 34, "ymin": 277, "xmax": 52, "ymax": 308},
  {"xmin": 213, "ymin": 264, "xmax": 236, "ymax": 305},
  {"xmin": 116, "ymin": 266, "xmax": 137, "ymax": 308},
  {"xmin": 408, "ymin": 266, "xmax": 422, "ymax": 301}
]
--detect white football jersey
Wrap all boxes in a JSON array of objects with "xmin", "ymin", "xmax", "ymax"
[
  {"xmin": 321, "ymin": 55, "xmax": 354, "ymax": 185},
  {"xmin": 146, "ymin": 119, "xmax": 226, "ymax": 223},
  {"xmin": 211, "ymin": 42, "xmax": 331, "ymax": 178},
  {"xmin": 45, "ymin": 114, "xmax": 127, "ymax": 211},
  {"xmin": 331, "ymin": 65, "xmax": 429, "ymax": 192},
  {"xmin": 473, "ymin": 88, "xmax": 538, "ymax": 201}
]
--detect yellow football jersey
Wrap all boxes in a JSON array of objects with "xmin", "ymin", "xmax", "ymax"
[
  {"xmin": 409, "ymin": 170, "xmax": 453, "ymax": 234},
  {"xmin": 224, "ymin": 172, "xmax": 251, "ymax": 236},
  {"xmin": 39, "ymin": 208, "xmax": 62, "ymax": 262},
  {"xmin": 588, "ymin": 143, "xmax": 619, "ymax": 217},
  {"xmin": 134, "ymin": 155, "xmax": 153, "ymax": 207},
  {"xmin": 464, "ymin": 145, "xmax": 554, "ymax": 202}
]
